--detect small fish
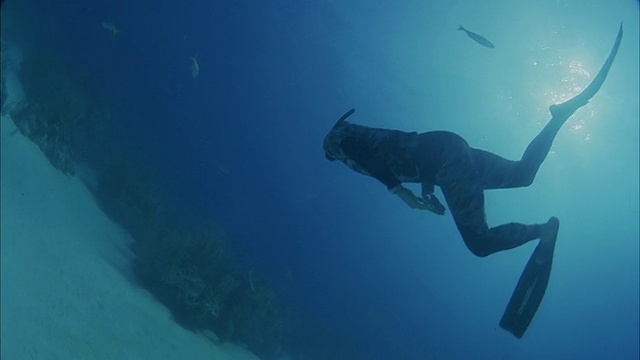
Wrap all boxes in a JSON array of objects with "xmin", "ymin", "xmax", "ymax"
[
  {"xmin": 190, "ymin": 53, "xmax": 200, "ymax": 78},
  {"xmin": 102, "ymin": 21, "xmax": 121, "ymax": 38},
  {"xmin": 248, "ymin": 271, "xmax": 255, "ymax": 291},
  {"xmin": 458, "ymin": 25, "xmax": 495, "ymax": 49},
  {"xmin": 218, "ymin": 165, "xmax": 229, "ymax": 175}
]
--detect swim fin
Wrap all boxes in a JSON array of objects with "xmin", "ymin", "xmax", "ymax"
[
  {"xmin": 549, "ymin": 22, "xmax": 623, "ymax": 120},
  {"xmin": 499, "ymin": 218, "xmax": 559, "ymax": 338}
]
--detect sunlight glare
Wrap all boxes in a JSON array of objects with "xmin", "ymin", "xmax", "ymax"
[
  {"xmin": 536, "ymin": 54, "xmax": 599, "ymax": 141},
  {"xmin": 548, "ymin": 58, "xmax": 592, "ymax": 105}
]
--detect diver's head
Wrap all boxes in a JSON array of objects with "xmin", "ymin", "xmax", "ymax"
[
  {"xmin": 323, "ymin": 130, "xmax": 343, "ymax": 162},
  {"xmin": 324, "ymin": 108, "xmax": 356, "ymax": 162}
]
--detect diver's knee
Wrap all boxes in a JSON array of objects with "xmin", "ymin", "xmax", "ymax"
[
  {"xmin": 469, "ymin": 246, "xmax": 491, "ymax": 258},
  {"xmin": 514, "ymin": 163, "xmax": 536, "ymax": 187},
  {"xmin": 520, "ymin": 173, "xmax": 535, "ymax": 187},
  {"xmin": 464, "ymin": 240, "xmax": 492, "ymax": 258}
]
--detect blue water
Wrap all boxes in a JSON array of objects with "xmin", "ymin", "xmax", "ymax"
[{"xmin": 3, "ymin": 0, "xmax": 639, "ymax": 359}]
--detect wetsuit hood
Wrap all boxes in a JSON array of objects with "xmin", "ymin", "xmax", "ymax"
[{"xmin": 324, "ymin": 108, "xmax": 356, "ymax": 161}]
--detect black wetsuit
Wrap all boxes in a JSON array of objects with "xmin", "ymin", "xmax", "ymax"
[
  {"xmin": 327, "ymin": 22, "xmax": 622, "ymax": 258},
  {"xmin": 335, "ymin": 123, "xmax": 547, "ymax": 257}
]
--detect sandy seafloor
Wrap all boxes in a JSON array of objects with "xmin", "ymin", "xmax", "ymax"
[{"xmin": 1, "ymin": 71, "xmax": 260, "ymax": 360}]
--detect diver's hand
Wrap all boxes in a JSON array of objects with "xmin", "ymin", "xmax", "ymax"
[
  {"xmin": 391, "ymin": 185, "xmax": 426, "ymax": 209},
  {"xmin": 421, "ymin": 194, "xmax": 446, "ymax": 215},
  {"xmin": 391, "ymin": 185, "xmax": 445, "ymax": 215}
]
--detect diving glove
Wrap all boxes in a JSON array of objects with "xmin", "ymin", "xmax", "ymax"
[
  {"xmin": 420, "ymin": 194, "xmax": 446, "ymax": 215},
  {"xmin": 391, "ymin": 184, "xmax": 446, "ymax": 215},
  {"xmin": 420, "ymin": 181, "xmax": 446, "ymax": 215}
]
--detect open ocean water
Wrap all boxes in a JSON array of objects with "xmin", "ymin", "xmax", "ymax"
[{"xmin": 2, "ymin": 1, "xmax": 639, "ymax": 359}]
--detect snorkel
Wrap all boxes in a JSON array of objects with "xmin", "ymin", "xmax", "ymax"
[{"xmin": 332, "ymin": 108, "xmax": 355, "ymax": 129}]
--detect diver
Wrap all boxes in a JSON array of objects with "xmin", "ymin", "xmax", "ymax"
[
  {"xmin": 323, "ymin": 23, "xmax": 622, "ymax": 337},
  {"xmin": 324, "ymin": 23, "xmax": 621, "ymax": 258},
  {"xmin": 323, "ymin": 106, "xmax": 563, "ymax": 257}
]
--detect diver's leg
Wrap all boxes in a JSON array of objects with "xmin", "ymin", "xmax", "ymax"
[
  {"xmin": 512, "ymin": 116, "xmax": 565, "ymax": 186},
  {"xmin": 471, "ymin": 149, "xmax": 525, "ymax": 190},
  {"xmin": 500, "ymin": 23, "xmax": 624, "ymax": 188},
  {"xmin": 439, "ymin": 174, "xmax": 548, "ymax": 257},
  {"xmin": 470, "ymin": 144, "xmax": 557, "ymax": 190},
  {"xmin": 472, "ymin": 88, "xmax": 595, "ymax": 190},
  {"xmin": 437, "ymin": 147, "xmax": 547, "ymax": 256}
]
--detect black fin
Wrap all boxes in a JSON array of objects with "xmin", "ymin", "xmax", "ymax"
[{"xmin": 500, "ymin": 220, "xmax": 559, "ymax": 338}]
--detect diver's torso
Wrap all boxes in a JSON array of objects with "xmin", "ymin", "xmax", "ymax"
[{"xmin": 338, "ymin": 124, "xmax": 466, "ymax": 184}]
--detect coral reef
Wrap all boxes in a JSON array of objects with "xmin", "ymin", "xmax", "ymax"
[
  {"xmin": 131, "ymin": 222, "xmax": 290, "ymax": 359},
  {"xmin": 9, "ymin": 48, "xmax": 108, "ymax": 175},
  {"xmin": 1, "ymin": 42, "xmax": 8, "ymax": 115},
  {"xmin": 93, "ymin": 158, "xmax": 161, "ymax": 239},
  {"xmin": 1, "ymin": 46, "xmax": 7, "ymax": 114},
  {"xmin": 8, "ymin": 38, "xmax": 293, "ymax": 360},
  {"xmin": 1, "ymin": 72, "xmax": 6, "ymax": 114}
]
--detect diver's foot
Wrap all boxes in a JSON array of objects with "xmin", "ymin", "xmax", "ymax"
[
  {"xmin": 549, "ymin": 97, "xmax": 589, "ymax": 121},
  {"xmin": 540, "ymin": 217, "xmax": 560, "ymax": 246}
]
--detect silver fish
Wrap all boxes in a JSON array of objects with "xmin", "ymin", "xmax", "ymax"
[
  {"xmin": 458, "ymin": 25, "xmax": 495, "ymax": 49},
  {"xmin": 190, "ymin": 54, "xmax": 200, "ymax": 78},
  {"xmin": 102, "ymin": 21, "xmax": 120, "ymax": 38}
]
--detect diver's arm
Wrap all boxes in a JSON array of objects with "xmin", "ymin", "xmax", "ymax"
[
  {"xmin": 342, "ymin": 140, "xmax": 445, "ymax": 214},
  {"xmin": 421, "ymin": 181, "xmax": 435, "ymax": 196},
  {"xmin": 391, "ymin": 184, "xmax": 446, "ymax": 215},
  {"xmin": 421, "ymin": 181, "xmax": 446, "ymax": 215},
  {"xmin": 391, "ymin": 185, "xmax": 428, "ymax": 209},
  {"xmin": 343, "ymin": 145, "xmax": 430, "ymax": 211},
  {"xmin": 341, "ymin": 139, "xmax": 401, "ymax": 189}
]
